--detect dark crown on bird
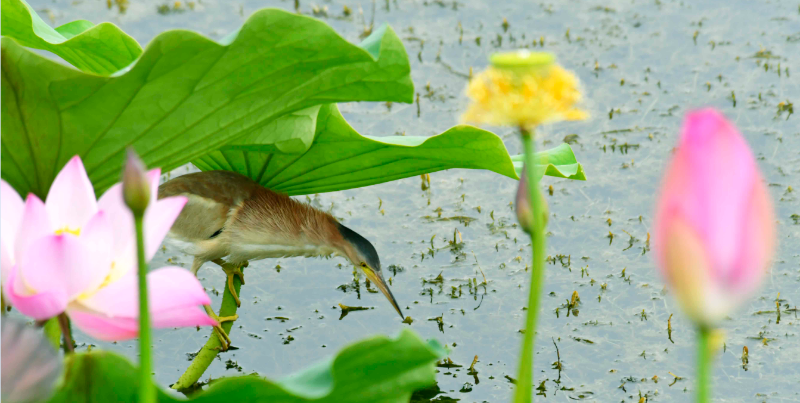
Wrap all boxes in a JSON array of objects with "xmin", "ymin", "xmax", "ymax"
[{"xmin": 336, "ymin": 223, "xmax": 380, "ymax": 270}]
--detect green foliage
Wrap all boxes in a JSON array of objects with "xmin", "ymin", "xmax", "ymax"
[
  {"xmin": 194, "ymin": 104, "xmax": 585, "ymax": 195},
  {"xmin": 3, "ymin": 4, "xmax": 589, "ymax": 402},
  {"xmin": 47, "ymin": 330, "xmax": 444, "ymax": 403},
  {"xmin": 510, "ymin": 143, "xmax": 585, "ymax": 180},
  {"xmin": 0, "ymin": 0, "xmax": 141, "ymax": 75},
  {"xmin": 1, "ymin": 9, "xmax": 412, "ymax": 198}
]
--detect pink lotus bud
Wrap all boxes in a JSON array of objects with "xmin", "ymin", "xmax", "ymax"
[
  {"xmin": 516, "ymin": 165, "xmax": 548, "ymax": 233},
  {"xmin": 653, "ymin": 108, "xmax": 776, "ymax": 327},
  {"xmin": 122, "ymin": 149, "xmax": 150, "ymax": 215}
]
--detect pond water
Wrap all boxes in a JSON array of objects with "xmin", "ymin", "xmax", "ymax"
[{"xmin": 22, "ymin": 0, "xmax": 800, "ymax": 401}]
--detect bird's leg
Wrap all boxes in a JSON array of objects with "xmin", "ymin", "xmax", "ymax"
[
  {"xmin": 203, "ymin": 305, "xmax": 238, "ymax": 351},
  {"xmin": 212, "ymin": 259, "xmax": 246, "ymax": 307}
]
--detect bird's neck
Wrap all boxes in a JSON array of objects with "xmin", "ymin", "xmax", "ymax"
[
  {"xmin": 299, "ymin": 216, "xmax": 348, "ymax": 258},
  {"xmin": 246, "ymin": 218, "xmax": 346, "ymax": 261}
]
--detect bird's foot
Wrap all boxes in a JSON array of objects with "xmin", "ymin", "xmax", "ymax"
[
  {"xmin": 204, "ymin": 305, "xmax": 238, "ymax": 351},
  {"xmin": 221, "ymin": 263, "xmax": 246, "ymax": 307}
]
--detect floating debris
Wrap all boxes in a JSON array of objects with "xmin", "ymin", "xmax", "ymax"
[
  {"xmin": 338, "ymin": 303, "xmax": 372, "ymax": 320},
  {"xmin": 742, "ymin": 346, "xmax": 749, "ymax": 369},
  {"xmin": 667, "ymin": 313, "xmax": 674, "ymax": 343},
  {"xmin": 436, "ymin": 357, "xmax": 462, "ymax": 368}
]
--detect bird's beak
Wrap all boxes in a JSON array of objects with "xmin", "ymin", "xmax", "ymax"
[{"xmin": 363, "ymin": 267, "xmax": 405, "ymax": 320}]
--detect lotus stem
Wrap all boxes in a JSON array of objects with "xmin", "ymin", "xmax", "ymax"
[
  {"xmin": 43, "ymin": 317, "xmax": 61, "ymax": 351},
  {"xmin": 172, "ymin": 270, "xmax": 244, "ymax": 392},
  {"xmin": 513, "ymin": 127, "xmax": 547, "ymax": 403},
  {"xmin": 134, "ymin": 213, "xmax": 155, "ymax": 403},
  {"xmin": 56, "ymin": 313, "xmax": 73, "ymax": 354},
  {"xmin": 697, "ymin": 326, "xmax": 712, "ymax": 403}
]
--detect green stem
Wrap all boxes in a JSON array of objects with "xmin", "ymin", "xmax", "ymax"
[
  {"xmin": 134, "ymin": 214, "xmax": 155, "ymax": 403},
  {"xmin": 513, "ymin": 128, "xmax": 547, "ymax": 403},
  {"xmin": 43, "ymin": 317, "xmax": 62, "ymax": 351},
  {"xmin": 697, "ymin": 326, "xmax": 713, "ymax": 403},
  {"xmin": 56, "ymin": 313, "xmax": 74, "ymax": 354},
  {"xmin": 172, "ymin": 269, "xmax": 244, "ymax": 392}
]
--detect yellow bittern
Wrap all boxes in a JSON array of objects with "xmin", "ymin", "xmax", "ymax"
[{"xmin": 158, "ymin": 171, "xmax": 404, "ymax": 349}]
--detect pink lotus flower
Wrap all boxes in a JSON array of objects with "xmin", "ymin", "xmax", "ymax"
[
  {"xmin": 1, "ymin": 156, "xmax": 216, "ymax": 341},
  {"xmin": 653, "ymin": 109, "xmax": 776, "ymax": 326}
]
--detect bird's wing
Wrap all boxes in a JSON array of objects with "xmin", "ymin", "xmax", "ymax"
[
  {"xmin": 158, "ymin": 171, "xmax": 261, "ymax": 241},
  {"xmin": 158, "ymin": 171, "xmax": 260, "ymax": 206}
]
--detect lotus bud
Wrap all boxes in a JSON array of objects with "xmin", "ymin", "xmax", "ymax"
[
  {"xmin": 122, "ymin": 149, "xmax": 150, "ymax": 215},
  {"xmin": 653, "ymin": 108, "xmax": 776, "ymax": 327},
  {"xmin": 516, "ymin": 165, "xmax": 549, "ymax": 233}
]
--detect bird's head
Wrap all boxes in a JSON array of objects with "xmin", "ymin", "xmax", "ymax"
[{"xmin": 335, "ymin": 223, "xmax": 404, "ymax": 320}]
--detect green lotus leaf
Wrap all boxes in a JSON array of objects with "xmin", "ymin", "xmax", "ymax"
[
  {"xmin": 1, "ymin": 0, "xmax": 142, "ymax": 75},
  {"xmin": 194, "ymin": 103, "xmax": 585, "ymax": 195},
  {"xmin": 1, "ymin": 8, "xmax": 412, "ymax": 198},
  {"xmin": 46, "ymin": 329, "xmax": 444, "ymax": 403}
]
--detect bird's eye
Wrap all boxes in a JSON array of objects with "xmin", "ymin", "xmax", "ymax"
[{"xmin": 360, "ymin": 262, "xmax": 367, "ymax": 268}]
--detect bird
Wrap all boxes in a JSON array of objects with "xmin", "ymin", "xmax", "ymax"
[{"xmin": 157, "ymin": 170, "xmax": 403, "ymax": 350}]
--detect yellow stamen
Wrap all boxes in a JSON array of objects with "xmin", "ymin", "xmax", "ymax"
[
  {"xmin": 461, "ymin": 52, "xmax": 588, "ymax": 130},
  {"xmin": 54, "ymin": 227, "xmax": 81, "ymax": 236},
  {"xmin": 77, "ymin": 262, "xmax": 116, "ymax": 301}
]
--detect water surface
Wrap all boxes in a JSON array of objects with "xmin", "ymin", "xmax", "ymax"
[{"xmin": 23, "ymin": 0, "xmax": 800, "ymax": 401}]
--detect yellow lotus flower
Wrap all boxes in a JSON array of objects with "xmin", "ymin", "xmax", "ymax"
[{"xmin": 461, "ymin": 51, "xmax": 588, "ymax": 130}]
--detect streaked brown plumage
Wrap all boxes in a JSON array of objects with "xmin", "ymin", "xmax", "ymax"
[
  {"xmin": 158, "ymin": 171, "xmax": 403, "ymax": 349},
  {"xmin": 159, "ymin": 171, "xmax": 347, "ymax": 268}
]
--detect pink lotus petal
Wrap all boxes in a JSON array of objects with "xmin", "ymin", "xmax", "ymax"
[
  {"xmin": 80, "ymin": 267, "xmax": 211, "ymax": 318},
  {"xmin": 15, "ymin": 196, "xmax": 53, "ymax": 261},
  {"xmin": 97, "ymin": 183, "xmax": 136, "ymax": 262},
  {"xmin": 1, "ymin": 180, "xmax": 25, "ymax": 286},
  {"xmin": 147, "ymin": 267, "xmax": 212, "ymax": 311},
  {"xmin": 69, "ymin": 305, "xmax": 215, "ymax": 341},
  {"xmin": 729, "ymin": 177, "xmax": 775, "ymax": 290},
  {"xmin": 144, "ymin": 196, "xmax": 187, "ymax": 260},
  {"xmin": 1, "ymin": 180, "xmax": 24, "ymax": 260},
  {"xmin": 681, "ymin": 109, "xmax": 756, "ymax": 279},
  {"xmin": 4, "ymin": 266, "xmax": 68, "ymax": 320},
  {"xmin": 78, "ymin": 272, "xmax": 138, "ymax": 316},
  {"xmin": 18, "ymin": 234, "xmax": 107, "ymax": 301},
  {"xmin": 67, "ymin": 309, "xmax": 138, "ymax": 341},
  {"xmin": 78, "ymin": 212, "xmax": 114, "ymax": 294},
  {"xmin": 97, "ymin": 173, "xmax": 184, "ymax": 265},
  {"xmin": 147, "ymin": 169, "xmax": 161, "ymax": 207},
  {"xmin": 45, "ymin": 156, "xmax": 97, "ymax": 232},
  {"xmin": 72, "ymin": 267, "xmax": 214, "ymax": 340},
  {"xmin": 0, "ymin": 245, "xmax": 12, "ymax": 287},
  {"xmin": 152, "ymin": 306, "xmax": 218, "ymax": 328}
]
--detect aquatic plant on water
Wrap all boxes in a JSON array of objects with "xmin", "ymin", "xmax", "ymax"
[
  {"xmin": 461, "ymin": 50, "xmax": 588, "ymax": 403},
  {"xmin": 0, "ymin": 0, "xmax": 588, "ymax": 401}
]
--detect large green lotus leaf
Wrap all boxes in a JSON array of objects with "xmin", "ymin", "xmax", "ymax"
[
  {"xmin": 1, "ymin": 0, "xmax": 142, "ymax": 75},
  {"xmin": 1, "ymin": 8, "xmax": 413, "ymax": 199},
  {"xmin": 46, "ymin": 329, "xmax": 444, "ymax": 403},
  {"xmin": 193, "ymin": 104, "xmax": 586, "ymax": 196}
]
